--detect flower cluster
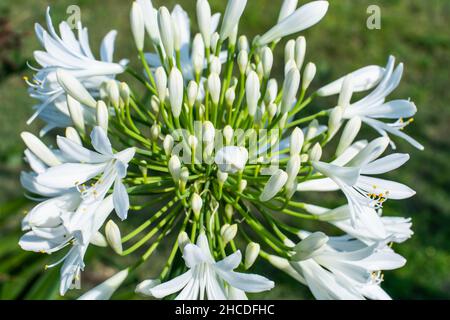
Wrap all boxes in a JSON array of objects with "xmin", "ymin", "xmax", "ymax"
[{"xmin": 19, "ymin": 0, "xmax": 421, "ymax": 300}]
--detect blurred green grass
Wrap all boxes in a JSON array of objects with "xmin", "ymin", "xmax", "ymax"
[{"xmin": 0, "ymin": 0, "xmax": 449, "ymax": 299}]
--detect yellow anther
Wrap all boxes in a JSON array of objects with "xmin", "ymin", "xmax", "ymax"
[{"xmin": 23, "ymin": 76, "xmax": 29, "ymax": 81}]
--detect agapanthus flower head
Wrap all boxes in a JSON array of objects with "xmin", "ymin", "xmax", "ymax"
[{"xmin": 19, "ymin": 0, "xmax": 422, "ymax": 300}]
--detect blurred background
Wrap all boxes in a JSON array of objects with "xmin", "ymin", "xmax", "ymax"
[{"xmin": 0, "ymin": 0, "xmax": 448, "ymax": 299}]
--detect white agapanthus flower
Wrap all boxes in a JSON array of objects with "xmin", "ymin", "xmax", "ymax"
[
  {"xmin": 18, "ymin": 0, "xmax": 422, "ymax": 300},
  {"xmin": 26, "ymin": 7, "xmax": 126, "ymax": 134},
  {"xmin": 136, "ymin": 233, "xmax": 274, "ymax": 299}
]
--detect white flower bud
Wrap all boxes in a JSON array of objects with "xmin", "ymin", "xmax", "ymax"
[
  {"xmin": 131, "ymin": 2, "xmax": 145, "ymax": 51},
  {"xmin": 229, "ymin": 26, "xmax": 238, "ymax": 47},
  {"xmin": 244, "ymin": 242, "xmax": 260, "ymax": 269},
  {"xmin": 291, "ymin": 232, "xmax": 328, "ymax": 261},
  {"xmin": 106, "ymin": 80, "xmax": 120, "ymax": 108},
  {"xmin": 191, "ymin": 193, "xmax": 203, "ymax": 220},
  {"xmin": 302, "ymin": 62, "xmax": 316, "ymax": 90},
  {"xmin": 208, "ymin": 73, "xmax": 221, "ymax": 105},
  {"xmin": 155, "ymin": 67, "xmax": 167, "ymax": 101},
  {"xmin": 261, "ymin": 47, "xmax": 273, "ymax": 78},
  {"xmin": 96, "ymin": 100, "xmax": 109, "ymax": 133},
  {"xmin": 168, "ymin": 155, "xmax": 181, "ymax": 182},
  {"xmin": 197, "ymin": 0, "xmax": 212, "ymax": 48},
  {"xmin": 202, "ymin": 121, "xmax": 215, "ymax": 144},
  {"xmin": 163, "ymin": 135, "xmax": 174, "ymax": 157},
  {"xmin": 279, "ymin": 113, "xmax": 288, "ymax": 129},
  {"xmin": 65, "ymin": 127, "xmax": 82, "ymax": 146},
  {"xmin": 179, "ymin": 167, "xmax": 189, "ymax": 191},
  {"xmin": 337, "ymin": 74, "xmax": 354, "ymax": 107},
  {"xmin": 67, "ymin": 95, "xmax": 85, "ymax": 134},
  {"xmin": 172, "ymin": 14, "xmax": 181, "ymax": 52},
  {"xmin": 220, "ymin": 0, "xmax": 247, "ymax": 41},
  {"xmin": 150, "ymin": 95, "xmax": 160, "ymax": 114},
  {"xmin": 78, "ymin": 268, "xmax": 129, "ymax": 300},
  {"xmin": 223, "ymin": 125, "xmax": 234, "ymax": 145},
  {"xmin": 285, "ymin": 180, "xmax": 297, "ymax": 199},
  {"xmin": 281, "ymin": 68, "xmax": 300, "ymax": 114},
  {"xmin": 238, "ymin": 179, "xmax": 248, "ymax": 192},
  {"xmin": 328, "ymin": 106, "xmax": 344, "ymax": 138},
  {"xmin": 210, "ymin": 55, "xmax": 222, "ymax": 74},
  {"xmin": 225, "ymin": 88, "xmax": 236, "ymax": 108},
  {"xmin": 295, "ymin": 36, "xmax": 306, "ymax": 70},
  {"xmin": 260, "ymin": 169, "xmax": 288, "ymax": 202},
  {"xmin": 137, "ymin": 0, "xmax": 160, "ymax": 44},
  {"xmin": 258, "ymin": 1, "xmax": 329, "ymax": 46},
  {"xmin": 188, "ymin": 135, "xmax": 199, "ymax": 150},
  {"xmin": 265, "ymin": 79, "xmax": 278, "ymax": 104},
  {"xmin": 284, "ymin": 59, "xmax": 297, "ymax": 77},
  {"xmin": 168, "ymin": 67, "xmax": 183, "ymax": 118},
  {"xmin": 217, "ymin": 170, "xmax": 228, "ymax": 185},
  {"xmin": 290, "ymin": 127, "xmax": 304, "ymax": 155},
  {"xmin": 284, "ymin": 39, "xmax": 295, "ymax": 64},
  {"xmin": 221, "ymin": 224, "xmax": 238, "ymax": 244},
  {"xmin": 185, "ymin": 81, "xmax": 199, "ymax": 108},
  {"xmin": 238, "ymin": 35, "xmax": 249, "ymax": 52},
  {"xmin": 56, "ymin": 69, "xmax": 96, "ymax": 108},
  {"xmin": 178, "ymin": 232, "xmax": 191, "ymax": 251},
  {"xmin": 21, "ymin": 132, "xmax": 61, "ymax": 167},
  {"xmin": 89, "ymin": 231, "xmax": 107, "ymax": 247},
  {"xmin": 119, "ymin": 82, "xmax": 130, "ymax": 107},
  {"xmin": 268, "ymin": 102, "xmax": 278, "ymax": 119},
  {"xmin": 225, "ymin": 204, "xmax": 234, "ymax": 221},
  {"xmin": 309, "ymin": 143, "xmax": 322, "ymax": 161},
  {"xmin": 215, "ymin": 146, "xmax": 248, "ymax": 173},
  {"xmin": 237, "ymin": 50, "xmax": 248, "ymax": 74},
  {"xmin": 192, "ymin": 34, "xmax": 205, "ymax": 76},
  {"xmin": 105, "ymin": 220, "xmax": 123, "ymax": 255},
  {"xmin": 210, "ymin": 32, "xmax": 220, "ymax": 51},
  {"xmin": 278, "ymin": 0, "xmax": 298, "ymax": 22},
  {"xmin": 150, "ymin": 124, "xmax": 161, "ymax": 141},
  {"xmin": 246, "ymin": 71, "xmax": 260, "ymax": 117},
  {"xmin": 336, "ymin": 116, "xmax": 362, "ymax": 156},
  {"xmin": 158, "ymin": 7, "xmax": 174, "ymax": 59},
  {"xmin": 286, "ymin": 154, "xmax": 301, "ymax": 185}
]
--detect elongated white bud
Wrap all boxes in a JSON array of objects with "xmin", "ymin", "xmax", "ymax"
[
  {"xmin": 268, "ymin": 102, "xmax": 277, "ymax": 119},
  {"xmin": 246, "ymin": 71, "xmax": 260, "ymax": 117},
  {"xmin": 217, "ymin": 170, "xmax": 228, "ymax": 185},
  {"xmin": 265, "ymin": 79, "xmax": 278, "ymax": 104},
  {"xmin": 78, "ymin": 269, "xmax": 129, "ymax": 300},
  {"xmin": 215, "ymin": 146, "xmax": 248, "ymax": 173},
  {"xmin": 150, "ymin": 95, "xmax": 160, "ymax": 114},
  {"xmin": 258, "ymin": 1, "xmax": 329, "ymax": 45},
  {"xmin": 150, "ymin": 124, "xmax": 161, "ymax": 142},
  {"xmin": 238, "ymin": 35, "xmax": 249, "ymax": 52},
  {"xmin": 302, "ymin": 62, "xmax": 316, "ymax": 90},
  {"xmin": 336, "ymin": 116, "xmax": 362, "ymax": 156},
  {"xmin": 284, "ymin": 59, "xmax": 297, "ymax": 77},
  {"xmin": 67, "ymin": 95, "xmax": 85, "ymax": 134},
  {"xmin": 291, "ymin": 232, "xmax": 328, "ymax": 261},
  {"xmin": 105, "ymin": 220, "xmax": 123, "ymax": 255},
  {"xmin": 90, "ymin": 231, "xmax": 107, "ymax": 247},
  {"xmin": 223, "ymin": 125, "xmax": 234, "ymax": 145},
  {"xmin": 202, "ymin": 121, "xmax": 215, "ymax": 145},
  {"xmin": 208, "ymin": 73, "xmax": 221, "ymax": 105},
  {"xmin": 220, "ymin": 0, "xmax": 247, "ymax": 41},
  {"xmin": 163, "ymin": 135, "xmax": 174, "ymax": 157},
  {"xmin": 290, "ymin": 127, "xmax": 304, "ymax": 155},
  {"xmin": 131, "ymin": 2, "xmax": 145, "ymax": 51},
  {"xmin": 21, "ymin": 132, "xmax": 61, "ymax": 167},
  {"xmin": 197, "ymin": 0, "xmax": 212, "ymax": 48},
  {"xmin": 191, "ymin": 193, "xmax": 203, "ymax": 220},
  {"xmin": 65, "ymin": 127, "xmax": 82, "ymax": 145},
  {"xmin": 56, "ymin": 69, "xmax": 96, "ymax": 108},
  {"xmin": 106, "ymin": 80, "xmax": 120, "ymax": 108},
  {"xmin": 185, "ymin": 81, "xmax": 198, "ymax": 108},
  {"xmin": 260, "ymin": 169, "xmax": 288, "ymax": 202},
  {"xmin": 285, "ymin": 39, "xmax": 296, "ymax": 64},
  {"xmin": 210, "ymin": 32, "xmax": 220, "ymax": 51},
  {"xmin": 168, "ymin": 155, "xmax": 181, "ymax": 182},
  {"xmin": 168, "ymin": 67, "xmax": 183, "ymax": 118},
  {"xmin": 221, "ymin": 224, "xmax": 238, "ymax": 244},
  {"xmin": 155, "ymin": 67, "xmax": 167, "ymax": 101},
  {"xmin": 158, "ymin": 7, "xmax": 174, "ymax": 58},
  {"xmin": 225, "ymin": 87, "xmax": 236, "ymax": 108},
  {"xmin": 172, "ymin": 14, "xmax": 181, "ymax": 52},
  {"xmin": 262, "ymin": 47, "xmax": 273, "ymax": 78},
  {"xmin": 286, "ymin": 154, "xmax": 301, "ymax": 185},
  {"xmin": 119, "ymin": 82, "xmax": 130, "ymax": 107},
  {"xmin": 238, "ymin": 179, "xmax": 248, "ymax": 192},
  {"xmin": 225, "ymin": 204, "xmax": 234, "ymax": 221},
  {"xmin": 178, "ymin": 232, "xmax": 191, "ymax": 251},
  {"xmin": 192, "ymin": 34, "xmax": 205, "ymax": 76},
  {"xmin": 210, "ymin": 55, "xmax": 222, "ymax": 74},
  {"xmin": 137, "ymin": 0, "xmax": 160, "ymax": 44},
  {"xmin": 328, "ymin": 106, "xmax": 344, "ymax": 138},
  {"xmin": 337, "ymin": 74, "xmax": 354, "ymax": 107},
  {"xmin": 96, "ymin": 100, "xmax": 109, "ymax": 132},
  {"xmin": 238, "ymin": 50, "xmax": 248, "ymax": 74},
  {"xmin": 245, "ymin": 242, "xmax": 260, "ymax": 269},
  {"xmin": 295, "ymin": 36, "xmax": 306, "ymax": 70},
  {"xmin": 281, "ymin": 68, "xmax": 300, "ymax": 114},
  {"xmin": 309, "ymin": 143, "xmax": 322, "ymax": 161},
  {"xmin": 278, "ymin": 0, "xmax": 298, "ymax": 22}
]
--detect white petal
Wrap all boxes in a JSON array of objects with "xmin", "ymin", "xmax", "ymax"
[
  {"xmin": 113, "ymin": 178, "xmax": 129, "ymax": 220},
  {"xmin": 150, "ymin": 270, "xmax": 192, "ymax": 298},
  {"xmin": 361, "ymin": 153, "xmax": 409, "ymax": 175},
  {"xmin": 57, "ymin": 136, "xmax": 108, "ymax": 163},
  {"xmin": 90, "ymin": 126, "xmax": 113, "ymax": 156},
  {"xmin": 357, "ymin": 176, "xmax": 415, "ymax": 199}
]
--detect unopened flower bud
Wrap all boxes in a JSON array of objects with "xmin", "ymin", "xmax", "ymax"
[
  {"xmin": 202, "ymin": 121, "xmax": 215, "ymax": 144},
  {"xmin": 217, "ymin": 170, "xmax": 228, "ymax": 185},
  {"xmin": 131, "ymin": 2, "xmax": 145, "ymax": 51},
  {"xmin": 168, "ymin": 155, "xmax": 181, "ymax": 182},
  {"xmin": 119, "ymin": 82, "xmax": 130, "ymax": 107},
  {"xmin": 187, "ymin": 81, "xmax": 199, "ymax": 107},
  {"xmin": 150, "ymin": 95, "xmax": 160, "ymax": 114},
  {"xmin": 192, "ymin": 34, "xmax": 205, "ymax": 76},
  {"xmin": 105, "ymin": 220, "xmax": 123, "ymax": 255},
  {"xmin": 197, "ymin": 0, "xmax": 212, "ymax": 48},
  {"xmin": 158, "ymin": 7, "xmax": 174, "ymax": 58},
  {"xmin": 150, "ymin": 124, "xmax": 161, "ymax": 141},
  {"xmin": 210, "ymin": 55, "xmax": 222, "ymax": 74},
  {"xmin": 90, "ymin": 231, "xmax": 108, "ymax": 247},
  {"xmin": 286, "ymin": 154, "xmax": 301, "ymax": 185},
  {"xmin": 221, "ymin": 224, "xmax": 238, "ymax": 244},
  {"xmin": 220, "ymin": 0, "xmax": 247, "ymax": 41},
  {"xmin": 215, "ymin": 146, "xmax": 248, "ymax": 173},
  {"xmin": 278, "ymin": 0, "xmax": 298, "ymax": 22},
  {"xmin": 246, "ymin": 71, "xmax": 260, "ymax": 117},
  {"xmin": 225, "ymin": 87, "xmax": 236, "ymax": 107},
  {"xmin": 284, "ymin": 39, "xmax": 295, "ymax": 64},
  {"xmin": 225, "ymin": 204, "xmax": 234, "ymax": 221},
  {"xmin": 265, "ymin": 79, "xmax": 278, "ymax": 104},
  {"xmin": 21, "ymin": 132, "xmax": 61, "ymax": 167},
  {"xmin": 96, "ymin": 100, "xmax": 109, "ymax": 133},
  {"xmin": 260, "ymin": 169, "xmax": 288, "ymax": 202},
  {"xmin": 268, "ymin": 102, "xmax": 278, "ymax": 119},
  {"xmin": 208, "ymin": 73, "xmax": 221, "ymax": 105},
  {"xmin": 245, "ymin": 242, "xmax": 260, "ymax": 269},
  {"xmin": 178, "ymin": 232, "xmax": 190, "ymax": 251},
  {"xmin": 309, "ymin": 143, "xmax": 322, "ymax": 161},
  {"xmin": 168, "ymin": 67, "xmax": 183, "ymax": 118},
  {"xmin": 295, "ymin": 36, "xmax": 306, "ymax": 70},
  {"xmin": 106, "ymin": 80, "xmax": 120, "ymax": 108},
  {"xmin": 302, "ymin": 62, "xmax": 316, "ymax": 90},
  {"xmin": 262, "ymin": 47, "xmax": 273, "ymax": 78},
  {"xmin": 223, "ymin": 125, "xmax": 234, "ymax": 145},
  {"xmin": 238, "ymin": 179, "xmax": 248, "ymax": 192},
  {"xmin": 56, "ymin": 69, "xmax": 96, "ymax": 108},
  {"xmin": 191, "ymin": 193, "xmax": 203, "ymax": 220},
  {"xmin": 338, "ymin": 74, "xmax": 354, "ymax": 107},
  {"xmin": 155, "ymin": 67, "xmax": 167, "ymax": 102},
  {"xmin": 281, "ymin": 68, "xmax": 300, "ymax": 114},
  {"xmin": 67, "ymin": 95, "xmax": 85, "ymax": 134},
  {"xmin": 238, "ymin": 35, "xmax": 249, "ymax": 52},
  {"xmin": 336, "ymin": 116, "xmax": 362, "ymax": 156},
  {"xmin": 65, "ymin": 127, "xmax": 82, "ymax": 145},
  {"xmin": 328, "ymin": 106, "xmax": 344, "ymax": 138},
  {"xmin": 291, "ymin": 232, "xmax": 328, "ymax": 261},
  {"xmin": 210, "ymin": 32, "xmax": 220, "ymax": 51},
  {"xmin": 290, "ymin": 127, "xmax": 304, "ymax": 155}
]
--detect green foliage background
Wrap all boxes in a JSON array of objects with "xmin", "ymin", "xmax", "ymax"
[{"xmin": 0, "ymin": 0, "xmax": 448, "ymax": 299}]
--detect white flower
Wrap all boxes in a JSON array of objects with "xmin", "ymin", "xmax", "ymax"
[
  {"xmin": 214, "ymin": 146, "xmax": 249, "ymax": 174},
  {"xmin": 257, "ymin": 1, "xmax": 329, "ymax": 46},
  {"xmin": 278, "ymin": 0, "xmax": 298, "ymax": 22},
  {"xmin": 298, "ymin": 138, "xmax": 415, "ymax": 225},
  {"xmin": 131, "ymin": 1, "xmax": 145, "ymax": 51},
  {"xmin": 289, "ymin": 231, "xmax": 406, "ymax": 300},
  {"xmin": 27, "ymin": 7, "xmax": 126, "ymax": 131},
  {"xmin": 136, "ymin": 233, "xmax": 273, "ymax": 299},
  {"xmin": 36, "ymin": 126, "xmax": 135, "ymax": 220},
  {"xmin": 78, "ymin": 268, "xmax": 129, "ymax": 300},
  {"xmin": 220, "ymin": 0, "xmax": 248, "ymax": 41},
  {"xmin": 341, "ymin": 56, "xmax": 423, "ymax": 150}
]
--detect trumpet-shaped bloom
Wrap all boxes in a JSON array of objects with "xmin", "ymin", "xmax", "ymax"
[{"xmin": 136, "ymin": 233, "xmax": 274, "ymax": 299}]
